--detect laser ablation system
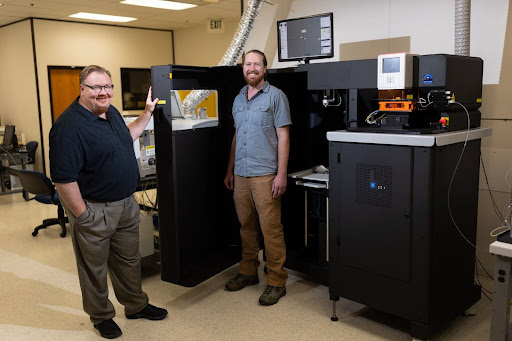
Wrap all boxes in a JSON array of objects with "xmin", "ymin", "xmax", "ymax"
[{"xmin": 150, "ymin": 53, "xmax": 489, "ymax": 340}]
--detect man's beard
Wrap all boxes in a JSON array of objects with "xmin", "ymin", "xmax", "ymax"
[{"xmin": 244, "ymin": 72, "xmax": 264, "ymax": 86}]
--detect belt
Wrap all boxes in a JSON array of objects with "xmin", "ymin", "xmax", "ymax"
[{"xmin": 85, "ymin": 195, "xmax": 132, "ymax": 206}]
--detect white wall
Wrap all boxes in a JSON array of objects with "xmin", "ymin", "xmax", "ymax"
[
  {"xmin": 32, "ymin": 19, "xmax": 173, "ymax": 174},
  {"xmin": 173, "ymin": 0, "xmax": 292, "ymax": 67},
  {"xmin": 174, "ymin": 18, "xmax": 239, "ymax": 66},
  {"xmin": 271, "ymin": 0, "xmax": 509, "ymax": 85},
  {"xmin": 0, "ymin": 20, "xmax": 40, "ymax": 166},
  {"xmin": 254, "ymin": 0, "xmax": 511, "ymax": 275}
]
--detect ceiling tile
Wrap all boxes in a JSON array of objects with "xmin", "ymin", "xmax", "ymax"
[{"xmin": 0, "ymin": 0, "xmax": 242, "ymax": 29}]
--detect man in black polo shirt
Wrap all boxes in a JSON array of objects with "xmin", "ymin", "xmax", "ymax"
[{"xmin": 49, "ymin": 65, "xmax": 167, "ymax": 339}]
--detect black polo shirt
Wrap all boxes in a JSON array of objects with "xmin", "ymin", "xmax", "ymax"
[{"xmin": 49, "ymin": 97, "xmax": 139, "ymax": 202}]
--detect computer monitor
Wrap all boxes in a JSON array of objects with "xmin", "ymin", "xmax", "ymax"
[
  {"xmin": 0, "ymin": 125, "xmax": 17, "ymax": 150},
  {"xmin": 121, "ymin": 68, "xmax": 151, "ymax": 111},
  {"xmin": 277, "ymin": 12, "xmax": 334, "ymax": 63}
]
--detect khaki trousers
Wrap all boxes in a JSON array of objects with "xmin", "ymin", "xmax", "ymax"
[
  {"xmin": 234, "ymin": 175, "xmax": 288, "ymax": 287},
  {"xmin": 64, "ymin": 195, "xmax": 148, "ymax": 324}
]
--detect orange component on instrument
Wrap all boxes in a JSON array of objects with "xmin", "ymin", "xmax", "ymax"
[{"xmin": 378, "ymin": 101, "xmax": 415, "ymax": 112}]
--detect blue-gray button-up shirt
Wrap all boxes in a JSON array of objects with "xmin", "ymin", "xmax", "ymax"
[{"xmin": 232, "ymin": 81, "xmax": 292, "ymax": 177}]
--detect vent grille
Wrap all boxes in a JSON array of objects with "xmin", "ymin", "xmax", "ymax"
[{"xmin": 355, "ymin": 163, "xmax": 392, "ymax": 208}]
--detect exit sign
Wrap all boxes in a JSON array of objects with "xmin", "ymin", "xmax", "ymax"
[{"xmin": 207, "ymin": 19, "xmax": 224, "ymax": 33}]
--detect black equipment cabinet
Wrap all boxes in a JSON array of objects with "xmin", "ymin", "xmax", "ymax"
[
  {"xmin": 327, "ymin": 130, "xmax": 488, "ymax": 340},
  {"xmin": 151, "ymin": 64, "xmax": 245, "ymax": 286},
  {"xmin": 151, "ymin": 63, "xmax": 339, "ymax": 286}
]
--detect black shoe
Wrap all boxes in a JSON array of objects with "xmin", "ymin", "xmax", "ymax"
[
  {"xmin": 225, "ymin": 273, "xmax": 259, "ymax": 291},
  {"xmin": 94, "ymin": 319, "xmax": 122, "ymax": 339},
  {"xmin": 126, "ymin": 303, "xmax": 168, "ymax": 320}
]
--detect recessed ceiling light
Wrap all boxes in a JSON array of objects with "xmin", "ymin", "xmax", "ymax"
[
  {"xmin": 69, "ymin": 12, "xmax": 137, "ymax": 23},
  {"xmin": 120, "ymin": 0, "xmax": 197, "ymax": 10}
]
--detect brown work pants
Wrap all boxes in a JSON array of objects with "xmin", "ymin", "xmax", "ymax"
[
  {"xmin": 64, "ymin": 195, "xmax": 148, "ymax": 324},
  {"xmin": 234, "ymin": 175, "xmax": 288, "ymax": 287}
]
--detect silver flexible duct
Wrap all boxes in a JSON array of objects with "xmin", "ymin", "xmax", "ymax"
[
  {"xmin": 455, "ymin": 0, "xmax": 471, "ymax": 56},
  {"xmin": 182, "ymin": 0, "xmax": 265, "ymax": 116}
]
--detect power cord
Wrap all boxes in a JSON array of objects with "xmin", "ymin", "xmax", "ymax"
[
  {"xmin": 487, "ymin": 168, "xmax": 512, "ymax": 237},
  {"xmin": 476, "ymin": 253, "xmax": 494, "ymax": 280},
  {"xmin": 144, "ymin": 187, "xmax": 157, "ymax": 210},
  {"xmin": 139, "ymin": 181, "xmax": 157, "ymax": 211},
  {"xmin": 365, "ymin": 110, "xmax": 386, "ymax": 124},
  {"xmin": 418, "ymin": 92, "xmax": 433, "ymax": 108},
  {"xmin": 446, "ymin": 101, "xmax": 478, "ymax": 249},
  {"xmin": 445, "ymin": 102, "xmax": 497, "ymax": 300},
  {"xmin": 481, "ymin": 154, "xmax": 506, "ymax": 223},
  {"xmin": 475, "ymin": 255, "xmax": 495, "ymax": 303}
]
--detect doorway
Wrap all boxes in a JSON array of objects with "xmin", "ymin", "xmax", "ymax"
[{"xmin": 48, "ymin": 66, "xmax": 84, "ymax": 123}]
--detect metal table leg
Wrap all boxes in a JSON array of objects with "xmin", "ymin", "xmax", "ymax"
[{"xmin": 0, "ymin": 164, "xmax": 6, "ymax": 192}]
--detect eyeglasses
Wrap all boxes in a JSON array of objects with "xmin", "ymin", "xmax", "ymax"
[{"xmin": 82, "ymin": 84, "xmax": 114, "ymax": 93}]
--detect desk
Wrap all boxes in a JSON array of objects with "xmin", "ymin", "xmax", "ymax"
[
  {"xmin": 0, "ymin": 150, "xmax": 28, "ymax": 195},
  {"xmin": 489, "ymin": 239, "xmax": 512, "ymax": 341}
]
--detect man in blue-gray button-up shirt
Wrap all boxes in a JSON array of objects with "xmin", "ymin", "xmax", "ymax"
[{"xmin": 224, "ymin": 50, "xmax": 291, "ymax": 306}]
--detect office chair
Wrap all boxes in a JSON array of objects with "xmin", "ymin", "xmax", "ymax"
[
  {"xmin": 16, "ymin": 169, "xmax": 68, "ymax": 237},
  {"xmin": 25, "ymin": 141, "xmax": 38, "ymax": 165}
]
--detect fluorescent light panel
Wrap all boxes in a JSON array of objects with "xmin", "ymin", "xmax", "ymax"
[
  {"xmin": 120, "ymin": 0, "xmax": 197, "ymax": 10},
  {"xmin": 69, "ymin": 12, "xmax": 137, "ymax": 23}
]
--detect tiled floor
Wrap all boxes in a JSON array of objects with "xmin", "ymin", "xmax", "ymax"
[{"xmin": 0, "ymin": 192, "xmax": 498, "ymax": 340}]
